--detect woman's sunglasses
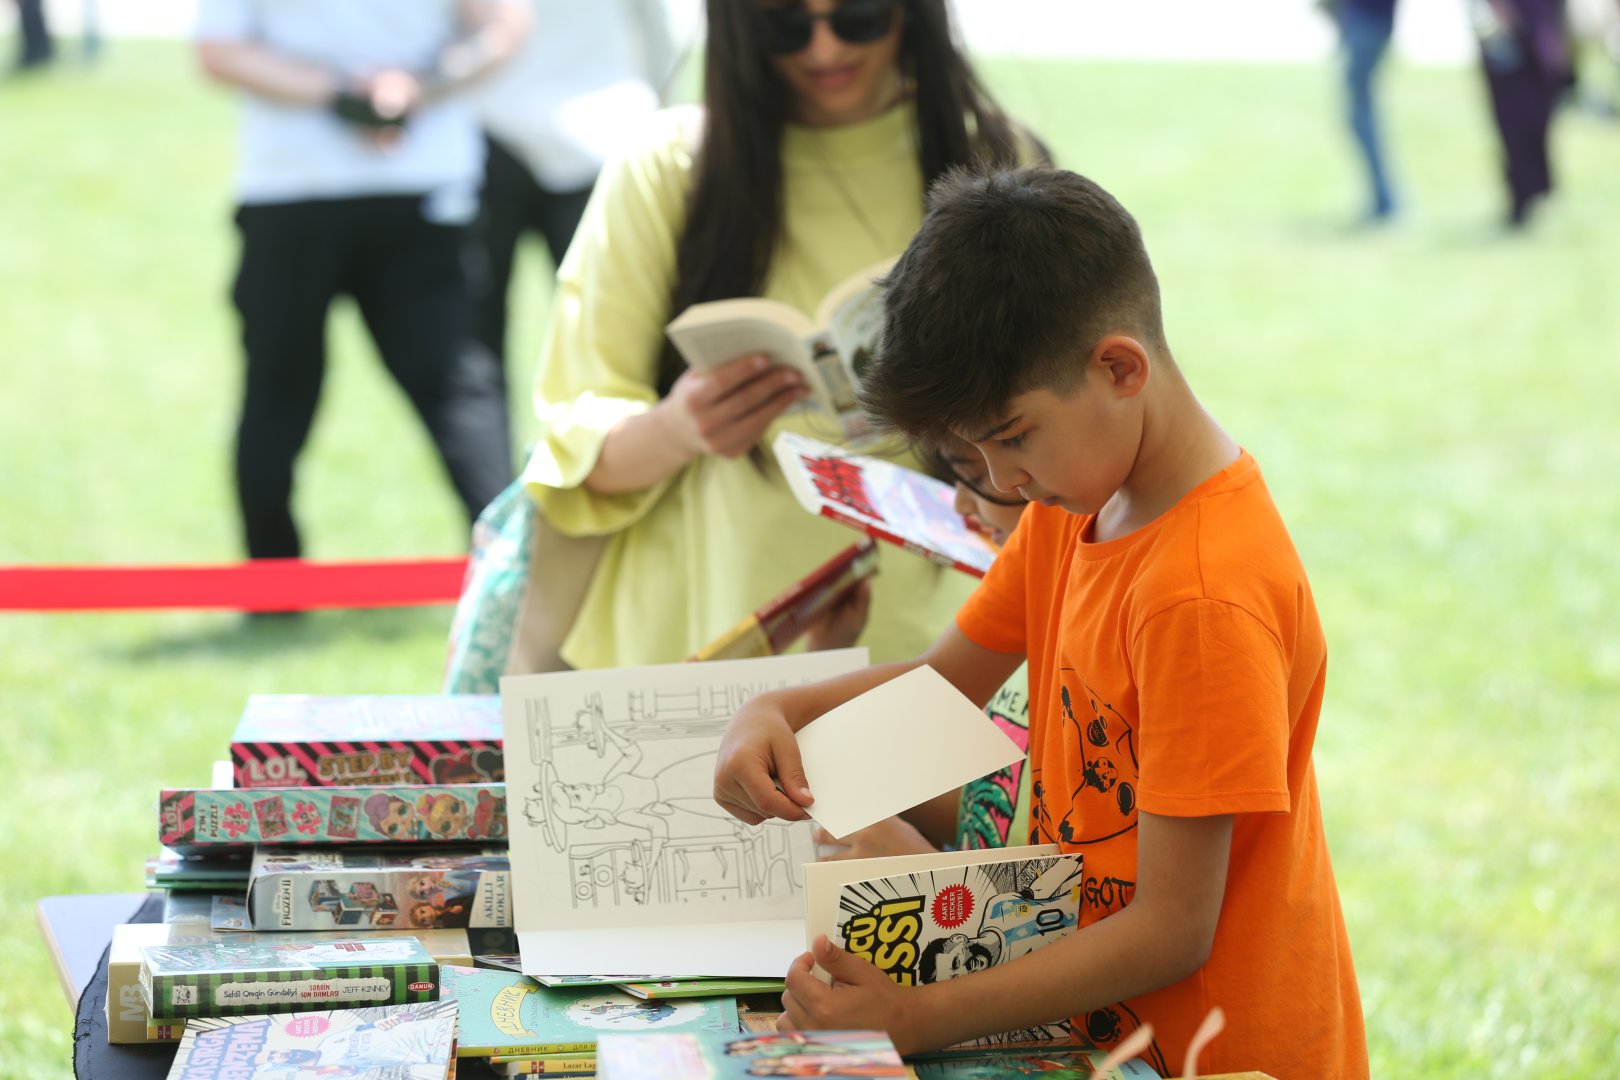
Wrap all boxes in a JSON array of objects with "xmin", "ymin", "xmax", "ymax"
[{"xmin": 760, "ymin": 0, "xmax": 901, "ymax": 57}]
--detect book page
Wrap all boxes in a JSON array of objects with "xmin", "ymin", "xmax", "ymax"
[
  {"xmin": 500, "ymin": 650, "xmax": 868, "ymax": 978},
  {"xmin": 795, "ymin": 665, "xmax": 1025, "ymax": 840}
]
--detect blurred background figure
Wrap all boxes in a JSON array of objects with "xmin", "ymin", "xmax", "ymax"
[
  {"xmin": 1327, "ymin": 0, "xmax": 1401, "ymax": 222},
  {"xmin": 195, "ymin": 0, "xmax": 529, "ymax": 569},
  {"xmin": 11, "ymin": 0, "xmax": 52, "ymax": 70},
  {"xmin": 1470, "ymin": 0, "xmax": 1571, "ymax": 226},
  {"xmin": 469, "ymin": 0, "xmax": 677, "ymax": 374}
]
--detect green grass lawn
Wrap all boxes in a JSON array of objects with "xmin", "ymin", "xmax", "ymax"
[{"xmin": 3, "ymin": 40, "xmax": 1618, "ymax": 1078}]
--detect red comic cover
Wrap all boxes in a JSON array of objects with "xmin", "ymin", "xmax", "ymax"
[{"xmin": 772, "ymin": 432, "xmax": 996, "ymax": 578}]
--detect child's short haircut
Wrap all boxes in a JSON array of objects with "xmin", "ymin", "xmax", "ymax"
[{"xmin": 861, "ymin": 166, "xmax": 1165, "ymax": 443}]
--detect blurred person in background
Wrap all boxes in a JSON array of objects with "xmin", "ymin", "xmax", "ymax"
[
  {"xmin": 469, "ymin": 0, "xmax": 678, "ymax": 375},
  {"xmin": 1325, "ymin": 0, "xmax": 1401, "ymax": 222},
  {"xmin": 521, "ymin": 0, "xmax": 1045, "ymax": 670},
  {"xmin": 1471, "ymin": 0, "xmax": 1572, "ymax": 226},
  {"xmin": 11, "ymin": 0, "xmax": 52, "ymax": 70},
  {"xmin": 195, "ymin": 0, "xmax": 530, "ymax": 568}
]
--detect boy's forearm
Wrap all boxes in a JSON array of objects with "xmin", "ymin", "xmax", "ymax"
[{"xmin": 768, "ymin": 659, "xmax": 923, "ymax": 732}]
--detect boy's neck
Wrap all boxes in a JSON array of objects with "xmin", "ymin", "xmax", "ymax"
[{"xmin": 1093, "ymin": 367, "xmax": 1240, "ymax": 544}]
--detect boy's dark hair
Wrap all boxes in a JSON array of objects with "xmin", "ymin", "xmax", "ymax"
[{"xmin": 861, "ymin": 166, "xmax": 1164, "ymax": 443}]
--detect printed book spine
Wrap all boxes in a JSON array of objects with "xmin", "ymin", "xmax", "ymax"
[
  {"xmin": 250, "ymin": 863, "xmax": 512, "ymax": 931},
  {"xmin": 817, "ymin": 504, "xmax": 986, "ymax": 578},
  {"xmin": 158, "ymin": 783, "xmax": 507, "ymax": 851},
  {"xmin": 140, "ymin": 952, "xmax": 439, "ymax": 1021}
]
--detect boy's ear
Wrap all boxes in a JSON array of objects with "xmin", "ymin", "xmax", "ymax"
[{"xmin": 1090, "ymin": 334, "xmax": 1150, "ymax": 398}]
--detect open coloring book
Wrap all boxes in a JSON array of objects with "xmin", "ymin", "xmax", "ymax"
[{"xmin": 500, "ymin": 651, "xmax": 868, "ymax": 980}]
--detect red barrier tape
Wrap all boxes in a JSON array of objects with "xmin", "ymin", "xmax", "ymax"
[{"xmin": 0, "ymin": 558, "xmax": 470, "ymax": 612}]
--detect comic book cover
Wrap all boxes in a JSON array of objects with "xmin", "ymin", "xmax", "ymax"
[
  {"xmin": 773, "ymin": 431, "xmax": 997, "ymax": 577},
  {"xmin": 110, "ymin": 924, "xmax": 471, "ymax": 1043},
  {"xmin": 803, "ymin": 846, "xmax": 1082, "ymax": 1038},
  {"xmin": 231, "ymin": 693, "xmax": 503, "ymax": 789},
  {"xmin": 245, "ymin": 845, "xmax": 511, "ymax": 931},
  {"xmin": 140, "ymin": 936, "xmax": 439, "ymax": 1020},
  {"xmin": 597, "ymin": 1030, "xmax": 905, "ymax": 1079},
  {"xmin": 158, "ymin": 783, "xmax": 507, "ymax": 851},
  {"xmin": 164, "ymin": 999, "xmax": 458, "ymax": 1079},
  {"xmin": 441, "ymin": 964, "xmax": 740, "ymax": 1058}
]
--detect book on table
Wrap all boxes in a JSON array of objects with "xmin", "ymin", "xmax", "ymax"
[
  {"xmin": 773, "ymin": 429, "xmax": 998, "ymax": 577},
  {"xmin": 162, "ymin": 999, "xmax": 458, "ymax": 1079},
  {"xmin": 158, "ymin": 782, "xmax": 507, "ymax": 851},
  {"xmin": 441, "ymin": 964, "xmax": 739, "ymax": 1059},
  {"xmin": 597, "ymin": 1029, "xmax": 904, "ymax": 1078},
  {"xmin": 665, "ymin": 258, "xmax": 893, "ymax": 441}
]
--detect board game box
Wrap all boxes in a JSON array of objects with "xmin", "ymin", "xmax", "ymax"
[
  {"xmin": 158, "ymin": 783, "xmax": 507, "ymax": 851},
  {"xmin": 230, "ymin": 693, "xmax": 503, "ymax": 789},
  {"xmin": 139, "ymin": 936, "xmax": 440, "ymax": 1021},
  {"xmin": 245, "ymin": 845, "xmax": 512, "ymax": 931},
  {"xmin": 164, "ymin": 999, "xmax": 458, "ymax": 1078}
]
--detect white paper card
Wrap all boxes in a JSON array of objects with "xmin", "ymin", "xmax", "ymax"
[
  {"xmin": 796, "ymin": 665, "xmax": 1024, "ymax": 840},
  {"xmin": 500, "ymin": 650, "xmax": 868, "ymax": 981}
]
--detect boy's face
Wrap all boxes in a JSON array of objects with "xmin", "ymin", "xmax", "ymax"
[{"xmin": 964, "ymin": 361, "xmax": 1143, "ymax": 519}]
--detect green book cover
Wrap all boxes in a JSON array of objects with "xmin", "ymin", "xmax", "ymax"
[
  {"xmin": 441, "ymin": 965, "xmax": 739, "ymax": 1058},
  {"xmin": 140, "ymin": 937, "xmax": 438, "ymax": 1020}
]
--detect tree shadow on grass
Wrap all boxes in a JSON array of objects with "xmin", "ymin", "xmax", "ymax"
[{"xmin": 111, "ymin": 606, "xmax": 452, "ymax": 663}]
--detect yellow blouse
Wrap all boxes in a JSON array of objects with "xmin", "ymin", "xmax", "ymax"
[{"xmin": 523, "ymin": 103, "xmax": 975, "ymax": 669}]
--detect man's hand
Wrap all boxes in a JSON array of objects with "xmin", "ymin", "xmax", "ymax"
[
  {"xmin": 813, "ymin": 818, "xmax": 935, "ymax": 861},
  {"xmin": 658, "ymin": 353, "xmax": 807, "ymax": 461},
  {"xmin": 713, "ymin": 691, "xmax": 814, "ymax": 825},
  {"xmin": 779, "ymin": 936, "xmax": 928, "ymax": 1054}
]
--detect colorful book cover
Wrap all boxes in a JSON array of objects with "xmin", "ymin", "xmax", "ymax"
[
  {"xmin": 107, "ymin": 924, "xmax": 471, "ymax": 1045},
  {"xmin": 139, "ymin": 936, "xmax": 439, "ymax": 1020},
  {"xmin": 597, "ymin": 1030, "xmax": 905, "ymax": 1079},
  {"xmin": 690, "ymin": 539, "xmax": 879, "ymax": 661},
  {"xmin": 231, "ymin": 693, "xmax": 503, "ymax": 788},
  {"xmin": 164, "ymin": 999, "xmax": 458, "ymax": 1079},
  {"xmin": 617, "ymin": 978, "xmax": 787, "ymax": 1001},
  {"xmin": 911, "ymin": 1047, "xmax": 1161, "ymax": 1078},
  {"xmin": 246, "ymin": 845, "xmax": 511, "ymax": 931},
  {"xmin": 158, "ymin": 783, "xmax": 507, "ymax": 851},
  {"xmin": 442, "ymin": 964, "xmax": 740, "ymax": 1058},
  {"xmin": 773, "ymin": 431, "xmax": 997, "ymax": 577},
  {"xmin": 803, "ymin": 847, "xmax": 1081, "ymax": 994}
]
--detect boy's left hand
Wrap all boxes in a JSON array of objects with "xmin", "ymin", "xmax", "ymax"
[{"xmin": 779, "ymin": 935, "xmax": 926, "ymax": 1054}]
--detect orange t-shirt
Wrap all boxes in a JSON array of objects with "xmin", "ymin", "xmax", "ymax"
[{"xmin": 956, "ymin": 451, "xmax": 1367, "ymax": 1080}]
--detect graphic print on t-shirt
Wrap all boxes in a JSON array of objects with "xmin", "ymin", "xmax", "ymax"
[{"xmin": 1051, "ymin": 671, "xmax": 1138, "ymax": 848}]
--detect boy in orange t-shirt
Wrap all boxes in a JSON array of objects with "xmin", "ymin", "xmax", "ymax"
[{"xmin": 713, "ymin": 166, "xmax": 1368, "ymax": 1078}]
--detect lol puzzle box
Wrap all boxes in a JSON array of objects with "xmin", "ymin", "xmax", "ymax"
[
  {"xmin": 230, "ymin": 694, "xmax": 503, "ymax": 789},
  {"xmin": 159, "ymin": 783, "xmax": 507, "ymax": 852}
]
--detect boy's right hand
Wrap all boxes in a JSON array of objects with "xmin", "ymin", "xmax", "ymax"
[
  {"xmin": 713, "ymin": 692, "xmax": 815, "ymax": 825},
  {"xmin": 661, "ymin": 353, "xmax": 807, "ymax": 461}
]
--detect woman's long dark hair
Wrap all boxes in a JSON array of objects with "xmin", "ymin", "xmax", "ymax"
[{"xmin": 655, "ymin": 0, "xmax": 1042, "ymax": 396}]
